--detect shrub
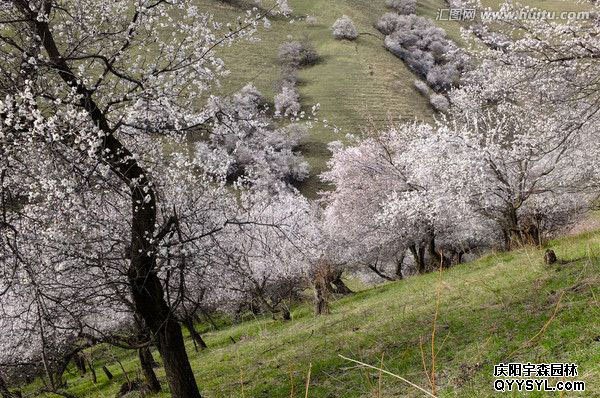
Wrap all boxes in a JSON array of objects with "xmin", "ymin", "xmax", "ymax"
[
  {"xmin": 275, "ymin": 0, "xmax": 292, "ymax": 16},
  {"xmin": 278, "ymin": 41, "xmax": 319, "ymax": 68},
  {"xmin": 275, "ymin": 85, "xmax": 301, "ymax": 117},
  {"xmin": 376, "ymin": 12, "xmax": 406, "ymax": 35},
  {"xmin": 446, "ymin": 0, "xmax": 465, "ymax": 7},
  {"xmin": 277, "ymin": 65, "xmax": 299, "ymax": 90},
  {"xmin": 379, "ymin": 14, "xmax": 468, "ymax": 92},
  {"xmin": 414, "ymin": 79, "xmax": 430, "ymax": 96},
  {"xmin": 426, "ymin": 63, "xmax": 460, "ymax": 92},
  {"xmin": 332, "ymin": 15, "xmax": 358, "ymax": 40},
  {"xmin": 306, "ymin": 15, "xmax": 318, "ymax": 25},
  {"xmin": 386, "ymin": 0, "xmax": 417, "ymax": 15},
  {"xmin": 233, "ymin": 83, "xmax": 265, "ymax": 110},
  {"xmin": 429, "ymin": 93, "xmax": 450, "ymax": 112}
]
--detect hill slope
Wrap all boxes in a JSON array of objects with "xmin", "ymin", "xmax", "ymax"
[
  {"xmin": 31, "ymin": 230, "xmax": 600, "ymax": 397},
  {"xmin": 200, "ymin": 0, "xmax": 592, "ymax": 196},
  {"xmin": 202, "ymin": 0, "xmax": 451, "ymax": 195}
]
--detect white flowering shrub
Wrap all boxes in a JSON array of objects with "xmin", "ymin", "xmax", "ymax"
[
  {"xmin": 306, "ymin": 15, "xmax": 318, "ymax": 25},
  {"xmin": 278, "ymin": 40, "xmax": 319, "ymax": 67},
  {"xmin": 332, "ymin": 15, "xmax": 359, "ymax": 40},
  {"xmin": 377, "ymin": 14, "xmax": 468, "ymax": 92},
  {"xmin": 429, "ymin": 93, "xmax": 450, "ymax": 112},
  {"xmin": 414, "ymin": 79, "xmax": 430, "ymax": 96},
  {"xmin": 386, "ymin": 0, "xmax": 417, "ymax": 15},
  {"xmin": 275, "ymin": 85, "xmax": 302, "ymax": 117},
  {"xmin": 201, "ymin": 85, "xmax": 309, "ymax": 184},
  {"xmin": 376, "ymin": 12, "xmax": 405, "ymax": 35}
]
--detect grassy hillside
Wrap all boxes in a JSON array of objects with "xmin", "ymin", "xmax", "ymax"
[
  {"xmin": 201, "ymin": 0, "xmax": 591, "ymax": 196},
  {"xmin": 29, "ymin": 230, "xmax": 600, "ymax": 397},
  {"xmin": 203, "ymin": 0, "xmax": 453, "ymax": 196}
]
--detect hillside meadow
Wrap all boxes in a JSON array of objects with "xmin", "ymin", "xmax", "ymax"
[{"xmin": 25, "ymin": 230, "xmax": 600, "ymax": 397}]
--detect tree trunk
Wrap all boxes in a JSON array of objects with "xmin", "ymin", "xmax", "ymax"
[
  {"xmin": 314, "ymin": 271, "xmax": 330, "ymax": 315},
  {"xmin": 367, "ymin": 264, "xmax": 395, "ymax": 281},
  {"xmin": 129, "ymin": 269, "xmax": 201, "ymax": 398},
  {"xmin": 184, "ymin": 317, "xmax": 208, "ymax": 352},
  {"xmin": 102, "ymin": 366, "xmax": 113, "ymax": 381},
  {"xmin": 16, "ymin": 6, "xmax": 204, "ymax": 398},
  {"xmin": 314, "ymin": 282, "xmax": 329, "ymax": 315},
  {"xmin": 282, "ymin": 307, "xmax": 291, "ymax": 321},
  {"xmin": 455, "ymin": 251, "xmax": 464, "ymax": 265},
  {"xmin": 409, "ymin": 244, "xmax": 427, "ymax": 274},
  {"xmin": 428, "ymin": 236, "xmax": 442, "ymax": 269},
  {"xmin": 522, "ymin": 222, "xmax": 540, "ymax": 247},
  {"xmin": 503, "ymin": 206, "xmax": 521, "ymax": 250},
  {"xmin": 330, "ymin": 271, "xmax": 353, "ymax": 295},
  {"xmin": 73, "ymin": 353, "xmax": 86, "ymax": 377},
  {"xmin": 87, "ymin": 359, "xmax": 97, "ymax": 384},
  {"xmin": 0, "ymin": 373, "xmax": 20, "ymax": 398},
  {"xmin": 138, "ymin": 347, "xmax": 161, "ymax": 393},
  {"xmin": 395, "ymin": 253, "xmax": 405, "ymax": 280},
  {"xmin": 427, "ymin": 235, "xmax": 450, "ymax": 269}
]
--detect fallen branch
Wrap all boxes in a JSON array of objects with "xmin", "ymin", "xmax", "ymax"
[{"xmin": 338, "ymin": 355, "xmax": 437, "ymax": 397}]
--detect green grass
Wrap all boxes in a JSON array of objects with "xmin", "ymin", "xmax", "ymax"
[
  {"xmin": 28, "ymin": 230, "xmax": 600, "ymax": 397},
  {"xmin": 202, "ymin": 0, "xmax": 593, "ymax": 197},
  {"xmin": 203, "ymin": 0, "xmax": 445, "ymax": 196}
]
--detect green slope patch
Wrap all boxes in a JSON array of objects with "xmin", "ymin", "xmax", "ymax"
[
  {"xmin": 200, "ymin": 0, "xmax": 439, "ymax": 196},
  {"xmin": 27, "ymin": 230, "xmax": 600, "ymax": 397}
]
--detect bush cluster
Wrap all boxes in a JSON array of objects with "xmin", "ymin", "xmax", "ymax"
[
  {"xmin": 385, "ymin": 0, "xmax": 416, "ymax": 15},
  {"xmin": 332, "ymin": 15, "xmax": 358, "ymax": 40},
  {"xmin": 275, "ymin": 40, "xmax": 319, "ymax": 117},
  {"xmin": 429, "ymin": 93, "xmax": 450, "ymax": 112},
  {"xmin": 377, "ymin": 13, "xmax": 468, "ymax": 92},
  {"xmin": 278, "ymin": 40, "xmax": 319, "ymax": 68},
  {"xmin": 275, "ymin": 85, "xmax": 301, "ymax": 117},
  {"xmin": 413, "ymin": 79, "xmax": 429, "ymax": 96},
  {"xmin": 305, "ymin": 15, "xmax": 318, "ymax": 25}
]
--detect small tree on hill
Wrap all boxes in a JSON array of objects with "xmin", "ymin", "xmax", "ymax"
[{"xmin": 332, "ymin": 16, "xmax": 359, "ymax": 40}]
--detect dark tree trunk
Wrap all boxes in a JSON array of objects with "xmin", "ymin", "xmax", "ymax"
[
  {"xmin": 87, "ymin": 360, "xmax": 97, "ymax": 384},
  {"xmin": 73, "ymin": 353, "xmax": 86, "ymax": 377},
  {"xmin": 184, "ymin": 317, "xmax": 208, "ymax": 352},
  {"xmin": 102, "ymin": 366, "xmax": 113, "ymax": 381},
  {"xmin": 522, "ymin": 222, "xmax": 541, "ymax": 246},
  {"xmin": 395, "ymin": 253, "xmax": 405, "ymax": 279},
  {"xmin": 14, "ymin": 5, "xmax": 204, "ymax": 397},
  {"xmin": 330, "ymin": 271, "xmax": 353, "ymax": 295},
  {"xmin": 129, "ymin": 271, "xmax": 201, "ymax": 398},
  {"xmin": 314, "ymin": 285, "xmax": 329, "ymax": 315},
  {"xmin": 501, "ymin": 228, "xmax": 510, "ymax": 251},
  {"xmin": 428, "ymin": 236, "xmax": 441, "ymax": 268},
  {"xmin": 0, "ymin": 373, "xmax": 20, "ymax": 398},
  {"xmin": 314, "ymin": 275, "xmax": 330, "ymax": 315},
  {"xmin": 409, "ymin": 244, "xmax": 427, "ymax": 274},
  {"xmin": 52, "ymin": 358, "xmax": 70, "ymax": 389},
  {"xmin": 367, "ymin": 264, "xmax": 395, "ymax": 281},
  {"xmin": 503, "ymin": 206, "xmax": 521, "ymax": 250},
  {"xmin": 138, "ymin": 347, "xmax": 161, "ymax": 393},
  {"xmin": 427, "ymin": 236, "xmax": 450, "ymax": 269},
  {"xmin": 455, "ymin": 251, "xmax": 464, "ymax": 265},
  {"xmin": 152, "ymin": 323, "xmax": 200, "ymax": 398},
  {"xmin": 282, "ymin": 308, "xmax": 291, "ymax": 321}
]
